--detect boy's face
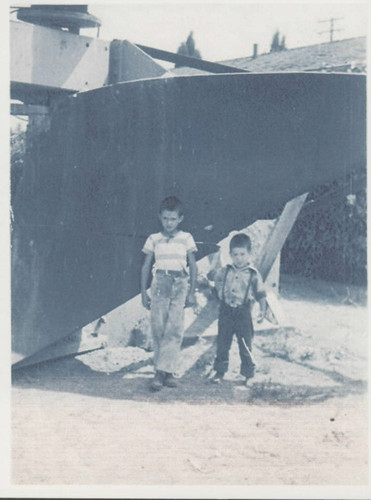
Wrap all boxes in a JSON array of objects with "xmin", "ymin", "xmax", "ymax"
[
  {"xmin": 159, "ymin": 209, "xmax": 184, "ymax": 235},
  {"xmin": 230, "ymin": 246, "xmax": 251, "ymax": 268}
]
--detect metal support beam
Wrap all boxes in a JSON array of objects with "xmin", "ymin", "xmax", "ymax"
[
  {"xmin": 135, "ymin": 44, "xmax": 249, "ymax": 74},
  {"xmin": 11, "ymin": 103, "xmax": 49, "ymax": 116},
  {"xmin": 258, "ymin": 193, "xmax": 308, "ymax": 281},
  {"xmin": 108, "ymin": 40, "xmax": 167, "ymax": 84}
]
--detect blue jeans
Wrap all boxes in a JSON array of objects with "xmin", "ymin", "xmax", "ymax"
[{"xmin": 150, "ymin": 273, "xmax": 189, "ymax": 373}]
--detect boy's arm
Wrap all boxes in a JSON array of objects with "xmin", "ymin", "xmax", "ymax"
[
  {"xmin": 186, "ymin": 251, "xmax": 197, "ymax": 306},
  {"xmin": 141, "ymin": 253, "xmax": 153, "ymax": 310}
]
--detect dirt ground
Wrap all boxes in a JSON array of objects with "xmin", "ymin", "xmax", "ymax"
[{"xmin": 11, "ymin": 274, "xmax": 368, "ymax": 486}]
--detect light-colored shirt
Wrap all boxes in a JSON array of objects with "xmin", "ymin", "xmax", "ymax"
[
  {"xmin": 209, "ymin": 264, "xmax": 266, "ymax": 308},
  {"xmin": 142, "ymin": 231, "xmax": 197, "ymax": 272}
]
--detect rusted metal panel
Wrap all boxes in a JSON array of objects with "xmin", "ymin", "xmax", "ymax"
[{"xmin": 11, "ymin": 72, "xmax": 366, "ymax": 362}]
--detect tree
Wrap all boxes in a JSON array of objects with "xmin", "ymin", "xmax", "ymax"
[
  {"xmin": 270, "ymin": 30, "xmax": 287, "ymax": 52},
  {"xmin": 175, "ymin": 31, "xmax": 202, "ymax": 67}
]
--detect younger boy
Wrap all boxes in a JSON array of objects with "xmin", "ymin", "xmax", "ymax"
[
  {"xmin": 208, "ymin": 233, "xmax": 267, "ymax": 385},
  {"xmin": 141, "ymin": 196, "xmax": 197, "ymax": 391}
]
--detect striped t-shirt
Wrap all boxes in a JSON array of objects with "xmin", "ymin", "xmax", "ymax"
[{"xmin": 142, "ymin": 231, "xmax": 197, "ymax": 272}]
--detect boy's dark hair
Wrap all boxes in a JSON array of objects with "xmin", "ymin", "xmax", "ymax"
[
  {"xmin": 159, "ymin": 196, "xmax": 183, "ymax": 215},
  {"xmin": 229, "ymin": 233, "xmax": 252, "ymax": 252}
]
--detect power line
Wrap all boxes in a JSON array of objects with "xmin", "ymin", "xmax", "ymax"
[{"xmin": 317, "ymin": 17, "xmax": 344, "ymax": 42}]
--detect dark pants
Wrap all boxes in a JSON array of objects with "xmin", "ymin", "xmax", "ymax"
[{"xmin": 214, "ymin": 301, "xmax": 255, "ymax": 379}]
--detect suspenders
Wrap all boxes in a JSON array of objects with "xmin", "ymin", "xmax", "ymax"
[{"xmin": 221, "ymin": 265, "xmax": 253, "ymax": 307}]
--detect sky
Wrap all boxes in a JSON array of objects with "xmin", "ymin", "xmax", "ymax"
[{"xmin": 85, "ymin": 1, "xmax": 368, "ymax": 62}]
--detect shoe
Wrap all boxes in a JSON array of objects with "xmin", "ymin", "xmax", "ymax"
[
  {"xmin": 163, "ymin": 373, "xmax": 178, "ymax": 388},
  {"xmin": 244, "ymin": 375, "xmax": 254, "ymax": 386},
  {"xmin": 150, "ymin": 370, "xmax": 164, "ymax": 391},
  {"xmin": 211, "ymin": 372, "xmax": 224, "ymax": 384}
]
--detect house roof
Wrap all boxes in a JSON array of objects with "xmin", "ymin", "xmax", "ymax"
[{"xmin": 171, "ymin": 36, "xmax": 367, "ymax": 76}]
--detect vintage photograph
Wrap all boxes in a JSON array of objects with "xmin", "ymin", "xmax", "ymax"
[{"xmin": 8, "ymin": 0, "xmax": 368, "ymax": 496}]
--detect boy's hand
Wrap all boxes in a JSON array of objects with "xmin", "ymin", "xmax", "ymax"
[
  {"xmin": 256, "ymin": 312, "xmax": 265, "ymax": 323},
  {"xmin": 256, "ymin": 306, "xmax": 267, "ymax": 323},
  {"xmin": 185, "ymin": 291, "xmax": 196, "ymax": 308},
  {"xmin": 256, "ymin": 298, "xmax": 268, "ymax": 323},
  {"xmin": 141, "ymin": 291, "xmax": 151, "ymax": 310}
]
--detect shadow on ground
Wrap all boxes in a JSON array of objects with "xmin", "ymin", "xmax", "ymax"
[{"xmin": 12, "ymin": 337, "xmax": 367, "ymax": 407}]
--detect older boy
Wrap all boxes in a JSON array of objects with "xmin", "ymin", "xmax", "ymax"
[
  {"xmin": 208, "ymin": 233, "xmax": 267, "ymax": 385},
  {"xmin": 141, "ymin": 196, "xmax": 197, "ymax": 391}
]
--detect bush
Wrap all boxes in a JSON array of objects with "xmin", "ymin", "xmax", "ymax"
[
  {"xmin": 281, "ymin": 170, "xmax": 367, "ymax": 285},
  {"xmin": 11, "ymin": 125, "xmax": 26, "ymax": 200}
]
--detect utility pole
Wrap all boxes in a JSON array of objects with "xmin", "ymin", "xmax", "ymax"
[{"xmin": 318, "ymin": 17, "xmax": 344, "ymax": 42}]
